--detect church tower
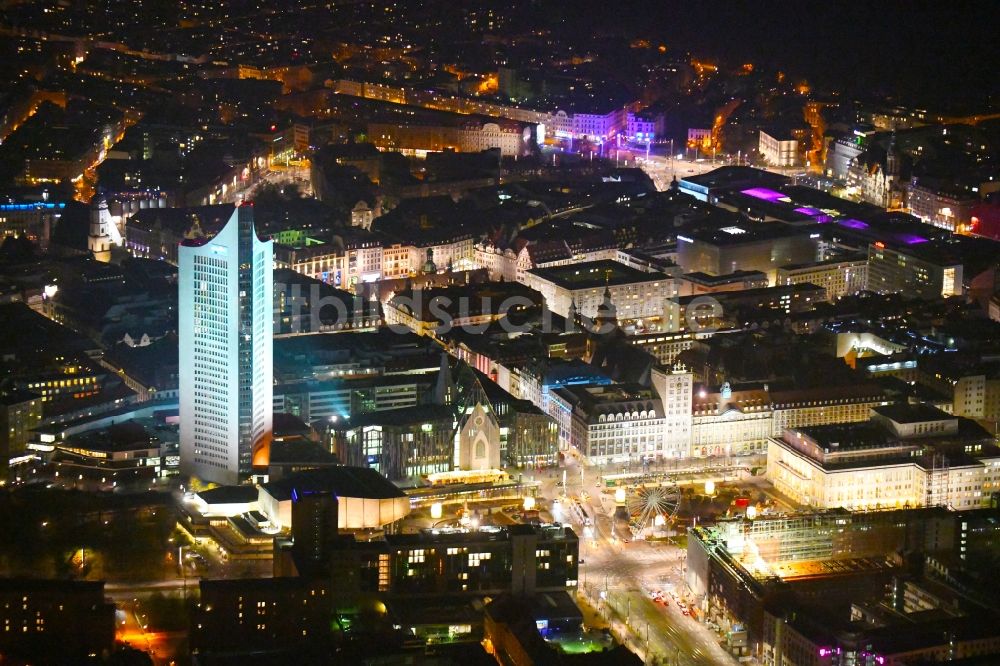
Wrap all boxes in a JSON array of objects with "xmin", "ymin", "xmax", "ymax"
[
  {"xmin": 594, "ymin": 285, "xmax": 618, "ymax": 333},
  {"xmin": 88, "ymin": 195, "xmax": 113, "ymax": 262},
  {"xmin": 567, "ymin": 297, "xmax": 581, "ymax": 332},
  {"xmin": 886, "ymin": 129, "xmax": 900, "ymax": 180}
]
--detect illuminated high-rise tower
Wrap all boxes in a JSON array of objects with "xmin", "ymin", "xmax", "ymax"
[{"xmin": 179, "ymin": 204, "xmax": 273, "ymax": 485}]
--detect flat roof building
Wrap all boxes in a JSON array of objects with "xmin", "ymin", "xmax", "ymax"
[
  {"xmin": 0, "ymin": 578, "xmax": 116, "ymax": 663},
  {"xmin": 258, "ymin": 465, "xmax": 410, "ymax": 532},
  {"xmin": 678, "ymin": 166, "xmax": 790, "ymax": 203},
  {"xmin": 776, "ymin": 255, "xmax": 869, "ymax": 301},
  {"xmin": 766, "ymin": 404, "xmax": 1000, "ymax": 511},
  {"xmin": 523, "ymin": 259, "xmax": 674, "ymax": 322},
  {"xmin": 676, "ymin": 224, "xmax": 819, "ymax": 284}
]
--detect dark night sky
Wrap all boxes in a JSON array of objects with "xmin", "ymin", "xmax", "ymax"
[{"xmin": 607, "ymin": 0, "xmax": 1000, "ymax": 110}]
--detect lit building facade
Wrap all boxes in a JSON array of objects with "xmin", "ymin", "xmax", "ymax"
[
  {"xmin": 179, "ymin": 204, "xmax": 273, "ymax": 485},
  {"xmin": 917, "ymin": 366, "xmax": 1000, "ymax": 424},
  {"xmin": 627, "ymin": 331, "xmax": 708, "ymax": 367},
  {"xmin": 367, "ymin": 120, "xmax": 528, "ymax": 157},
  {"xmin": 766, "ymin": 405, "xmax": 1000, "ymax": 511},
  {"xmin": 0, "ymin": 200, "xmax": 65, "ymax": 251},
  {"xmin": 776, "ymin": 257, "xmax": 869, "ymax": 301},
  {"xmin": 759, "ymin": 129, "xmax": 798, "ymax": 167},
  {"xmin": 691, "ymin": 384, "xmax": 887, "ymax": 457},
  {"xmin": 503, "ymin": 405, "xmax": 560, "ymax": 468},
  {"xmin": 867, "ymin": 242, "xmax": 963, "ymax": 299},
  {"xmin": 276, "ymin": 234, "xmax": 474, "ymax": 288},
  {"xmin": 0, "ymin": 390, "xmax": 43, "ymax": 481},
  {"xmin": 691, "ymin": 396, "xmax": 772, "ymax": 458},
  {"xmin": 626, "ymin": 112, "xmax": 657, "ymax": 141},
  {"xmin": 195, "ymin": 523, "xmax": 578, "ymax": 654},
  {"xmin": 551, "ymin": 371, "xmax": 691, "ymax": 464},
  {"xmin": 523, "ymin": 260, "xmax": 674, "ymax": 322},
  {"xmin": 275, "ymin": 376, "xmax": 426, "ymax": 423},
  {"xmin": 907, "ymin": 181, "xmax": 977, "ymax": 232},
  {"xmin": 676, "ymin": 226, "xmax": 819, "ymax": 284},
  {"xmin": 336, "ymin": 404, "xmax": 456, "ymax": 480}
]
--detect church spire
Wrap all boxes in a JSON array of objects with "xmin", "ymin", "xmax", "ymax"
[
  {"xmin": 886, "ymin": 129, "xmax": 899, "ymax": 179},
  {"xmin": 595, "ymin": 285, "xmax": 618, "ymax": 332},
  {"xmin": 433, "ymin": 352, "xmax": 455, "ymax": 406}
]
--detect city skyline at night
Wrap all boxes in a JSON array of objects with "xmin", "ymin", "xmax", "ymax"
[{"xmin": 0, "ymin": 1, "xmax": 998, "ymax": 664}]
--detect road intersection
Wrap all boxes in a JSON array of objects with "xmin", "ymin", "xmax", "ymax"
[{"xmin": 532, "ymin": 457, "xmax": 740, "ymax": 666}]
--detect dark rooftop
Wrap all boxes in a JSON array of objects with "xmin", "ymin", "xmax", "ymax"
[
  {"xmin": 682, "ymin": 221, "xmax": 817, "ymax": 246},
  {"xmin": 528, "ymin": 260, "xmax": 667, "ymax": 290},
  {"xmin": 0, "ymin": 389, "xmax": 41, "ymax": 406},
  {"xmin": 195, "ymin": 485, "xmax": 259, "ymax": 505},
  {"xmin": 62, "ymin": 421, "xmax": 154, "ymax": 452},
  {"xmin": 679, "ymin": 165, "xmax": 790, "ymax": 191},
  {"xmin": 682, "ymin": 270, "xmax": 768, "ymax": 286},
  {"xmin": 261, "ymin": 465, "xmax": 405, "ymax": 501},
  {"xmin": 872, "ymin": 403, "xmax": 953, "ymax": 424},
  {"xmin": 268, "ymin": 440, "xmax": 338, "ymax": 466},
  {"xmin": 344, "ymin": 403, "xmax": 455, "ymax": 428},
  {"xmin": 793, "ymin": 422, "xmax": 894, "ymax": 451}
]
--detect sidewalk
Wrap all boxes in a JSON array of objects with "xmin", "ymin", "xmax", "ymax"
[
  {"xmin": 578, "ymin": 585, "xmax": 653, "ymax": 665},
  {"xmin": 576, "ymin": 588, "xmax": 609, "ymax": 631}
]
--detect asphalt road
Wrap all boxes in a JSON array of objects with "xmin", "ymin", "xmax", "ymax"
[{"xmin": 534, "ymin": 457, "xmax": 740, "ymax": 666}]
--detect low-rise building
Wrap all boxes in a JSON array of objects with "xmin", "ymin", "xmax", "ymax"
[
  {"xmin": 676, "ymin": 270, "xmax": 769, "ymax": 297},
  {"xmin": 523, "ymin": 259, "xmax": 674, "ymax": 322},
  {"xmin": 383, "ymin": 282, "xmax": 542, "ymax": 339},
  {"xmin": 0, "ymin": 197, "xmax": 68, "ymax": 251},
  {"xmin": 274, "ymin": 375, "xmax": 429, "ymax": 423},
  {"xmin": 766, "ymin": 404, "xmax": 1000, "ymax": 511},
  {"xmin": 503, "ymin": 401, "xmax": 560, "ymax": 468},
  {"xmin": 195, "ymin": 522, "xmax": 580, "ymax": 656},
  {"xmin": 692, "ymin": 383, "xmax": 888, "ymax": 457},
  {"xmin": 47, "ymin": 420, "xmax": 172, "ymax": 489},
  {"xmin": 368, "ymin": 119, "xmax": 529, "ymax": 157},
  {"xmin": 670, "ymin": 283, "xmax": 827, "ymax": 331},
  {"xmin": 916, "ymin": 360, "xmax": 1000, "ymax": 423},
  {"xmin": 273, "ymin": 269, "xmax": 380, "ymax": 334},
  {"xmin": 687, "ymin": 507, "xmax": 1000, "ymax": 666},
  {"xmin": 257, "ymin": 466, "xmax": 411, "ymax": 533}
]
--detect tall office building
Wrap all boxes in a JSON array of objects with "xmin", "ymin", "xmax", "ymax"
[{"xmin": 179, "ymin": 204, "xmax": 273, "ymax": 485}]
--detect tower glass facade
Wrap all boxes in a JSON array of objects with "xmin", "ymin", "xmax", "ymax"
[{"xmin": 179, "ymin": 205, "xmax": 273, "ymax": 485}]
